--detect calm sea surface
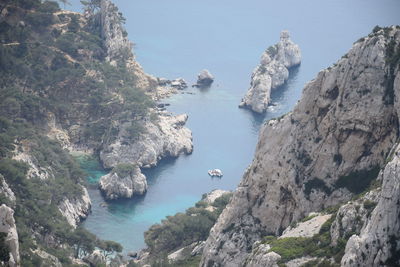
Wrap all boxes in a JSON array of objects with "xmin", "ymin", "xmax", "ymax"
[{"xmin": 68, "ymin": 0, "xmax": 400, "ymax": 253}]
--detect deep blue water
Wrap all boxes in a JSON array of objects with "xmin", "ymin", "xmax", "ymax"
[{"xmin": 68, "ymin": 0, "xmax": 400, "ymax": 253}]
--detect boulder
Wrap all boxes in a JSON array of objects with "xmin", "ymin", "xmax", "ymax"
[{"xmin": 194, "ymin": 69, "xmax": 214, "ymax": 88}]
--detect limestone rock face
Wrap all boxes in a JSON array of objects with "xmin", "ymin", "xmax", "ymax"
[
  {"xmin": 0, "ymin": 205, "xmax": 20, "ymax": 267},
  {"xmin": 201, "ymin": 27, "xmax": 400, "ymax": 266},
  {"xmin": 239, "ymin": 30, "xmax": 301, "ymax": 113},
  {"xmin": 99, "ymin": 166, "xmax": 147, "ymax": 200},
  {"xmin": 0, "ymin": 174, "xmax": 16, "ymax": 207},
  {"xmin": 100, "ymin": 113, "xmax": 193, "ymax": 170},
  {"xmin": 83, "ymin": 250, "xmax": 106, "ymax": 267},
  {"xmin": 58, "ymin": 186, "xmax": 91, "ymax": 228},
  {"xmin": 245, "ymin": 244, "xmax": 280, "ymax": 267},
  {"xmin": 98, "ymin": 0, "xmax": 157, "ymax": 91},
  {"xmin": 341, "ymin": 143, "xmax": 400, "ymax": 266}
]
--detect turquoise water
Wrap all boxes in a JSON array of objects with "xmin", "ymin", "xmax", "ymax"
[{"xmin": 67, "ymin": 0, "xmax": 400, "ymax": 253}]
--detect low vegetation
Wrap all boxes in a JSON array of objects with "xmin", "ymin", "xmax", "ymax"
[
  {"xmin": 264, "ymin": 215, "xmax": 346, "ymax": 265},
  {"xmin": 144, "ymin": 193, "xmax": 232, "ymax": 256}
]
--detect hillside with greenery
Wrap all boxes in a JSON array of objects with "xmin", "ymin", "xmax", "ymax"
[{"xmin": 0, "ymin": 0, "xmax": 156, "ymax": 265}]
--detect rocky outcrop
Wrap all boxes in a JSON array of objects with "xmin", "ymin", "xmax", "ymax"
[
  {"xmin": 83, "ymin": 250, "xmax": 106, "ymax": 267},
  {"xmin": 239, "ymin": 30, "xmax": 301, "ymax": 113},
  {"xmin": 99, "ymin": 165, "xmax": 147, "ymax": 200},
  {"xmin": 0, "ymin": 174, "xmax": 16, "ymax": 207},
  {"xmin": 193, "ymin": 69, "xmax": 214, "ymax": 88},
  {"xmin": 330, "ymin": 189, "xmax": 380, "ymax": 246},
  {"xmin": 98, "ymin": 0, "xmax": 157, "ymax": 91},
  {"xmin": 280, "ymin": 213, "xmax": 331, "ymax": 239},
  {"xmin": 58, "ymin": 186, "xmax": 91, "ymax": 228},
  {"xmin": 100, "ymin": 113, "xmax": 193, "ymax": 169},
  {"xmin": 341, "ymin": 143, "xmax": 400, "ymax": 266},
  {"xmin": 0, "ymin": 205, "xmax": 20, "ymax": 267},
  {"xmin": 201, "ymin": 27, "xmax": 400, "ymax": 266},
  {"xmin": 245, "ymin": 244, "xmax": 281, "ymax": 267}
]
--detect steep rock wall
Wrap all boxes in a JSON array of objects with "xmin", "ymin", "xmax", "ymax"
[{"xmin": 201, "ymin": 27, "xmax": 400, "ymax": 266}]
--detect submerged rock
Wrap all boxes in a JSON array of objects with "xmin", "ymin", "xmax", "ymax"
[
  {"xmin": 99, "ymin": 165, "xmax": 147, "ymax": 200},
  {"xmin": 193, "ymin": 69, "xmax": 214, "ymax": 88},
  {"xmin": 239, "ymin": 30, "xmax": 301, "ymax": 113}
]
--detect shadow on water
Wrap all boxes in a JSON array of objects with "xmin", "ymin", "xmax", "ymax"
[
  {"xmin": 141, "ymin": 156, "xmax": 178, "ymax": 186},
  {"xmin": 243, "ymin": 65, "xmax": 301, "ymax": 130}
]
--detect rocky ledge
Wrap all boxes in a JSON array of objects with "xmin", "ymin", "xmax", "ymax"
[
  {"xmin": 99, "ymin": 165, "xmax": 147, "ymax": 200},
  {"xmin": 239, "ymin": 30, "xmax": 301, "ymax": 113}
]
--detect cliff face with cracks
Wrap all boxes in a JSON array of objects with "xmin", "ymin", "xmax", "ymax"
[
  {"xmin": 0, "ymin": 204, "xmax": 20, "ymax": 267},
  {"xmin": 239, "ymin": 31, "xmax": 301, "ymax": 113},
  {"xmin": 201, "ymin": 26, "xmax": 400, "ymax": 266}
]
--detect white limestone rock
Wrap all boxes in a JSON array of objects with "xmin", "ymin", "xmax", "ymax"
[
  {"xmin": 98, "ymin": 0, "xmax": 157, "ymax": 91},
  {"xmin": 341, "ymin": 143, "xmax": 400, "ymax": 266},
  {"xmin": 201, "ymin": 27, "xmax": 400, "ymax": 266},
  {"xmin": 58, "ymin": 186, "xmax": 91, "ymax": 228},
  {"xmin": 245, "ymin": 244, "xmax": 280, "ymax": 267},
  {"xmin": 194, "ymin": 69, "xmax": 214, "ymax": 88},
  {"xmin": 0, "ymin": 204, "xmax": 20, "ymax": 267},
  {"xmin": 330, "ymin": 189, "xmax": 380, "ymax": 246},
  {"xmin": 280, "ymin": 213, "xmax": 332, "ymax": 239},
  {"xmin": 99, "ymin": 165, "xmax": 147, "ymax": 200},
  {"xmin": 202, "ymin": 190, "xmax": 230, "ymax": 204},
  {"xmin": 0, "ymin": 174, "xmax": 16, "ymax": 207},
  {"xmin": 100, "ymin": 113, "xmax": 193, "ymax": 169},
  {"xmin": 239, "ymin": 30, "xmax": 301, "ymax": 113}
]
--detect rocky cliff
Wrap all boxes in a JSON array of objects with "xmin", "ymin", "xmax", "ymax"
[
  {"xmin": 239, "ymin": 31, "xmax": 301, "ymax": 113},
  {"xmin": 0, "ymin": 204, "xmax": 20, "ymax": 267},
  {"xmin": 201, "ymin": 26, "xmax": 400, "ymax": 266}
]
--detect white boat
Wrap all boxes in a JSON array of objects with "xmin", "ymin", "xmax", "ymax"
[{"xmin": 208, "ymin": 169, "xmax": 223, "ymax": 177}]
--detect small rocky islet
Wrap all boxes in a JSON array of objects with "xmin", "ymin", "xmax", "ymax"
[{"xmin": 239, "ymin": 30, "xmax": 301, "ymax": 113}]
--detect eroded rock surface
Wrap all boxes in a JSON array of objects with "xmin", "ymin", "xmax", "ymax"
[
  {"xmin": 341, "ymin": 144, "xmax": 400, "ymax": 266},
  {"xmin": 58, "ymin": 186, "xmax": 91, "ymax": 228},
  {"xmin": 99, "ymin": 165, "xmax": 147, "ymax": 200},
  {"xmin": 100, "ymin": 113, "xmax": 193, "ymax": 169},
  {"xmin": 239, "ymin": 30, "xmax": 301, "ymax": 113},
  {"xmin": 0, "ymin": 205, "xmax": 20, "ymax": 267},
  {"xmin": 201, "ymin": 27, "xmax": 400, "ymax": 266}
]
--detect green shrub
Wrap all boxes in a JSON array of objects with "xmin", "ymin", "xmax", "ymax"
[
  {"xmin": 112, "ymin": 163, "xmax": 136, "ymax": 177},
  {"xmin": 335, "ymin": 166, "xmax": 380, "ymax": 194},
  {"xmin": 145, "ymin": 194, "xmax": 232, "ymax": 255}
]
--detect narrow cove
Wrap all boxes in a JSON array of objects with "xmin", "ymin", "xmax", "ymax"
[{"xmin": 64, "ymin": 0, "xmax": 400, "ymax": 255}]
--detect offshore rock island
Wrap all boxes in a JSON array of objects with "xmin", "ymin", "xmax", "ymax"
[{"xmin": 239, "ymin": 30, "xmax": 301, "ymax": 113}]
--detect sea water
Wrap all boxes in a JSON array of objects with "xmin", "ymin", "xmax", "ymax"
[{"xmin": 68, "ymin": 0, "xmax": 400, "ymax": 253}]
